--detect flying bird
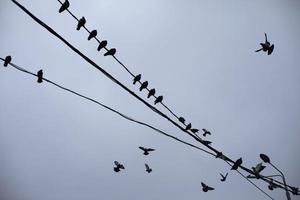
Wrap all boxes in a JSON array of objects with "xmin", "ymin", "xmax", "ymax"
[
  {"xmin": 252, "ymin": 162, "xmax": 266, "ymax": 178},
  {"xmin": 133, "ymin": 74, "xmax": 141, "ymax": 85},
  {"xmin": 178, "ymin": 117, "xmax": 185, "ymax": 124},
  {"xmin": 77, "ymin": 17, "xmax": 86, "ymax": 30},
  {"xmin": 185, "ymin": 123, "xmax": 192, "ymax": 131},
  {"xmin": 145, "ymin": 163, "xmax": 152, "ymax": 173},
  {"xmin": 231, "ymin": 158, "xmax": 243, "ymax": 170},
  {"xmin": 139, "ymin": 146, "xmax": 155, "ymax": 155},
  {"xmin": 147, "ymin": 88, "xmax": 156, "ymax": 98},
  {"xmin": 154, "ymin": 95, "xmax": 163, "ymax": 104},
  {"xmin": 201, "ymin": 182, "xmax": 214, "ymax": 192},
  {"xmin": 3, "ymin": 55, "xmax": 12, "ymax": 67},
  {"xmin": 37, "ymin": 70, "xmax": 43, "ymax": 83},
  {"xmin": 220, "ymin": 173, "xmax": 228, "ymax": 182},
  {"xmin": 88, "ymin": 30, "xmax": 97, "ymax": 40},
  {"xmin": 139, "ymin": 81, "xmax": 148, "ymax": 91},
  {"xmin": 202, "ymin": 129, "xmax": 211, "ymax": 137},
  {"xmin": 97, "ymin": 40, "xmax": 107, "ymax": 51},
  {"xmin": 59, "ymin": 0, "xmax": 69, "ymax": 13},
  {"xmin": 113, "ymin": 161, "xmax": 125, "ymax": 172},
  {"xmin": 255, "ymin": 33, "xmax": 274, "ymax": 55},
  {"xmin": 104, "ymin": 48, "xmax": 116, "ymax": 56}
]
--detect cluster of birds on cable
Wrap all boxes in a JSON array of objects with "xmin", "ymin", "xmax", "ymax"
[{"xmin": 113, "ymin": 146, "xmax": 155, "ymax": 173}]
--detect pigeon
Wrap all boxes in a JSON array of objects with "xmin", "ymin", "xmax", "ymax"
[
  {"xmin": 268, "ymin": 179, "xmax": 278, "ymax": 190},
  {"xmin": 59, "ymin": 0, "xmax": 69, "ymax": 13},
  {"xmin": 215, "ymin": 151, "xmax": 223, "ymax": 159},
  {"xmin": 191, "ymin": 128, "xmax": 199, "ymax": 134},
  {"xmin": 133, "ymin": 74, "xmax": 141, "ymax": 85},
  {"xmin": 202, "ymin": 129, "xmax": 211, "ymax": 137},
  {"xmin": 104, "ymin": 48, "xmax": 116, "ymax": 56},
  {"xmin": 202, "ymin": 140, "xmax": 212, "ymax": 145},
  {"xmin": 145, "ymin": 163, "xmax": 152, "ymax": 173},
  {"xmin": 252, "ymin": 162, "xmax": 266, "ymax": 178},
  {"xmin": 178, "ymin": 117, "xmax": 185, "ymax": 124},
  {"xmin": 113, "ymin": 161, "xmax": 125, "ymax": 172},
  {"xmin": 37, "ymin": 70, "xmax": 43, "ymax": 83},
  {"xmin": 88, "ymin": 30, "xmax": 97, "ymax": 40},
  {"xmin": 154, "ymin": 96, "xmax": 163, "ymax": 104},
  {"xmin": 77, "ymin": 17, "xmax": 86, "ymax": 30},
  {"xmin": 3, "ymin": 55, "xmax": 12, "ymax": 67},
  {"xmin": 220, "ymin": 173, "xmax": 228, "ymax": 182},
  {"xmin": 255, "ymin": 33, "xmax": 274, "ymax": 55},
  {"xmin": 185, "ymin": 123, "xmax": 192, "ymax": 130},
  {"xmin": 201, "ymin": 182, "xmax": 214, "ymax": 192},
  {"xmin": 139, "ymin": 146, "xmax": 155, "ymax": 155},
  {"xmin": 97, "ymin": 40, "xmax": 107, "ymax": 51},
  {"xmin": 231, "ymin": 158, "xmax": 243, "ymax": 170},
  {"xmin": 139, "ymin": 81, "xmax": 148, "ymax": 91},
  {"xmin": 147, "ymin": 88, "xmax": 156, "ymax": 98}
]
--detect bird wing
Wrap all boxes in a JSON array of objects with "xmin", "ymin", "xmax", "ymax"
[
  {"xmin": 147, "ymin": 148, "xmax": 155, "ymax": 151},
  {"xmin": 268, "ymin": 45, "xmax": 274, "ymax": 55},
  {"xmin": 139, "ymin": 146, "xmax": 145, "ymax": 151},
  {"xmin": 220, "ymin": 173, "xmax": 225, "ymax": 179},
  {"xmin": 207, "ymin": 186, "xmax": 214, "ymax": 191},
  {"xmin": 114, "ymin": 161, "xmax": 119, "ymax": 166},
  {"xmin": 201, "ymin": 182, "xmax": 206, "ymax": 187},
  {"xmin": 255, "ymin": 48, "xmax": 263, "ymax": 52},
  {"xmin": 145, "ymin": 164, "xmax": 150, "ymax": 170},
  {"xmin": 225, "ymin": 173, "xmax": 228, "ymax": 178},
  {"xmin": 119, "ymin": 164, "xmax": 125, "ymax": 169},
  {"xmin": 264, "ymin": 33, "xmax": 268, "ymax": 42}
]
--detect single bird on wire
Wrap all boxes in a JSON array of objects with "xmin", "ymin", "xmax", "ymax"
[
  {"xmin": 255, "ymin": 33, "xmax": 274, "ymax": 55},
  {"xmin": 220, "ymin": 173, "xmax": 228, "ymax": 182},
  {"xmin": 77, "ymin": 17, "xmax": 86, "ymax": 30},
  {"xmin": 202, "ymin": 129, "xmax": 211, "ymax": 137},
  {"xmin": 113, "ymin": 161, "xmax": 125, "ymax": 172},
  {"xmin": 97, "ymin": 40, "xmax": 107, "ymax": 51},
  {"xmin": 139, "ymin": 81, "xmax": 148, "ymax": 91},
  {"xmin": 201, "ymin": 182, "xmax": 214, "ymax": 192},
  {"xmin": 104, "ymin": 48, "xmax": 116, "ymax": 56},
  {"xmin": 191, "ymin": 128, "xmax": 199, "ymax": 134},
  {"xmin": 231, "ymin": 158, "xmax": 243, "ymax": 170},
  {"xmin": 145, "ymin": 163, "xmax": 152, "ymax": 173},
  {"xmin": 3, "ymin": 55, "xmax": 12, "ymax": 67},
  {"xmin": 37, "ymin": 70, "xmax": 43, "ymax": 83},
  {"xmin": 59, "ymin": 0, "xmax": 69, "ymax": 13},
  {"xmin": 185, "ymin": 123, "xmax": 192, "ymax": 131},
  {"xmin": 147, "ymin": 88, "xmax": 156, "ymax": 98},
  {"xmin": 133, "ymin": 74, "xmax": 141, "ymax": 85},
  {"xmin": 88, "ymin": 30, "xmax": 97, "ymax": 40},
  {"xmin": 178, "ymin": 117, "xmax": 186, "ymax": 124},
  {"xmin": 139, "ymin": 146, "xmax": 155, "ymax": 155},
  {"xmin": 154, "ymin": 96, "xmax": 163, "ymax": 104}
]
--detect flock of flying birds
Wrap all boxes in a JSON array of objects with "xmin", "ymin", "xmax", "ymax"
[{"xmin": 2, "ymin": 0, "xmax": 276, "ymax": 194}]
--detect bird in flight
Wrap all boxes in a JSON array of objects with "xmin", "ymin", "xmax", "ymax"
[
  {"xmin": 3, "ymin": 55, "xmax": 12, "ymax": 67},
  {"xmin": 37, "ymin": 70, "xmax": 43, "ymax": 83},
  {"xmin": 77, "ymin": 17, "xmax": 86, "ymax": 31},
  {"xmin": 97, "ymin": 40, "xmax": 107, "ymax": 51},
  {"xmin": 139, "ymin": 146, "xmax": 155, "ymax": 155},
  {"xmin": 113, "ymin": 161, "xmax": 125, "ymax": 172},
  {"xmin": 145, "ymin": 163, "xmax": 152, "ymax": 173},
  {"xmin": 154, "ymin": 96, "xmax": 163, "ymax": 104},
  {"xmin": 255, "ymin": 33, "xmax": 274, "ymax": 55},
  {"xmin": 133, "ymin": 74, "xmax": 141, "ymax": 85},
  {"xmin": 231, "ymin": 158, "xmax": 243, "ymax": 170},
  {"xmin": 139, "ymin": 81, "xmax": 148, "ymax": 91},
  {"xmin": 59, "ymin": 0, "xmax": 69, "ymax": 13},
  {"xmin": 201, "ymin": 182, "xmax": 214, "ymax": 192},
  {"xmin": 148, "ymin": 88, "xmax": 156, "ymax": 98},
  {"xmin": 220, "ymin": 173, "xmax": 228, "ymax": 182},
  {"xmin": 202, "ymin": 129, "xmax": 211, "ymax": 137},
  {"xmin": 104, "ymin": 48, "xmax": 116, "ymax": 56},
  {"xmin": 88, "ymin": 30, "xmax": 97, "ymax": 40}
]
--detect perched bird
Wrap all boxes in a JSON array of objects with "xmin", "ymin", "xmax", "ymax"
[
  {"xmin": 145, "ymin": 163, "xmax": 152, "ymax": 173},
  {"xmin": 59, "ymin": 0, "xmax": 69, "ymax": 13},
  {"xmin": 147, "ymin": 88, "xmax": 156, "ymax": 98},
  {"xmin": 88, "ymin": 30, "xmax": 97, "ymax": 40},
  {"xmin": 37, "ymin": 70, "xmax": 43, "ymax": 83},
  {"xmin": 255, "ymin": 33, "xmax": 274, "ymax": 55},
  {"xmin": 202, "ymin": 129, "xmax": 211, "ymax": 137},
  {"xmin": 104, "ymin": 48, "xmax": 116, "ymax": 56},
  {"xmin": 97, "ymin": 40, "xmax": 107, "ymax": 51},
  {"xmin": 202, "ymin": 140, "xmax": 212, "ymax": 145},
  {"xmin": 215, "ymin": 151, "xmax": 223, "ymax": 159},
  {"xmin": 231, "ymin": 158, "xmax": 243, "ymax": 170},
  {"xmin": 154, "ymin": 96, "xmax": 163, "ymax": 104},
  {"xmin": 220, "ymin": 173, "xmax": 228, "ymax": 182},
  {"xmin": 139, "ymin": 81, "xmax": 148, "ymax": 91},
  {"xmin": 133, "ymin": 74, "xmax": 141, "ymax": 85},
  {"xmin": 77, "ymin": 17, "xmax": 86, "ymax": 30},
  {"xmin": 139, "ymin": 146, "xmax": 155, "ymax": 155},
  {"xmin": 291, "ymin": 187, "xmax": 299, "ymax": 195},
  {"xmin": 201, "ymin": 182, "xmax": 214, "ymax": 192},
  {"xmin": 252, "ymin": 162, "xmax": 266, "ymax": 178},
  {"xmin": 178, "ymin": 117, "xmax": 185, "ymax": 124},
  {"xmin": 185, "ymin": 123, "xmax": 192, "ymax": 131},
  {"xmin": 191, "ymin": 128, "xmax": 199, "ymax": 134},
  {"xmin": 268, "ymin": 179, "xmax": 278, "ymax": 190},
  {"xmin": 3, "ymin": 55, "xmax": 12, "ymax": 67},
  {"xmin": 113, "ymin": 161, "xmax": 125, "ymax": 172}
]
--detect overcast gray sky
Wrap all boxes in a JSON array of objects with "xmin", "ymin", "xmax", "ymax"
[{"xmin": 0, "ymin": 0, "xmax": 300, "ymax": 200}]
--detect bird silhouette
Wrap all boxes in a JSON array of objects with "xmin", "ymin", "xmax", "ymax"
[
  {"xmin": 59, "ymin": 0, "xmax": 69, "ymax": 13},
  {"xmin": 139, "ymin": 146, "xmax": 155, "ymax": 155},
  {"xmin": 268, "ymin": 179, "xmax": 278, "ymax": 190},
  {"xmin": 255, "ymin": 33, "xmax": 274, "ymax": 55},
  {"xmin": 104, "ymin": 48, "xmax": 116, "ymax": 56},
  {"xmin": 147, "ymin": 88, "xmax": 156, "ymax": 98},
  {"xmin": 145, "ymin": 163, "xmax": 152, "ymax": 173},
  {"xmin": 97, "ymin": 40, "xmax": 107, "ymax": 51},
  {"xmin": 139, "ymin": 81, "xmax": 148, "ymax": 91},
  {"xmin": 252, "ymin": 162, "xmax": 266, "ymax": 178},
  {"xmin": 231, "ymin": 158, "xmax": 243, "ymax": 170},
  {"xmin": 291, "ymin": 187, "xmax": 298, "ymax": 195},
  {"xmin": 185, "ymin": 123, "xmax": 192, "ymax": 130},
  {"xmin": 201, "ymin": 182, "xmax": 214, "ymax": 192},
  {"xmin": 3, "ymin": 55, "xmax": 12, "ymax": 67},
  {"xmin": 88, "ymin": 30, "xmax": 97, "ymax": 40},
  {"xmin": 37, "ymin": 70, "xmax": 43, "ymax": 83},
  {"xmin": 202, "ymin": 129, "xmax": 211, "ymax": 137},
  {"xmin": 77, "ymin": 17, "xmax": 86, "ymax": 30},
  {"xmin": 191, "ymin": 128, "xmax": 199, "ymax": 134},
  {"xmin": 113, "ymin": 161, "xmax": 125, "ymax": 172},
  {"xmin": 178, "ymin": 117, "xmax": 186, "ymax": 124},
  {"xmin": 202, "ymin": 140, "xmax": 212, "ymax": 145},
  {"xmin": 215, "ymin": 151, "xmax": 223, "ymax": 159},
  {"xmin": 154, "ymin": 96, "xmax": 163, "ymax": 104},
  {"xmin": 133, "ymin": 74, "xmax": 141, "ymax": 85},
  {"xmin": 220, "ymin": 173, "xmax": 228, "ymax": 182}
]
